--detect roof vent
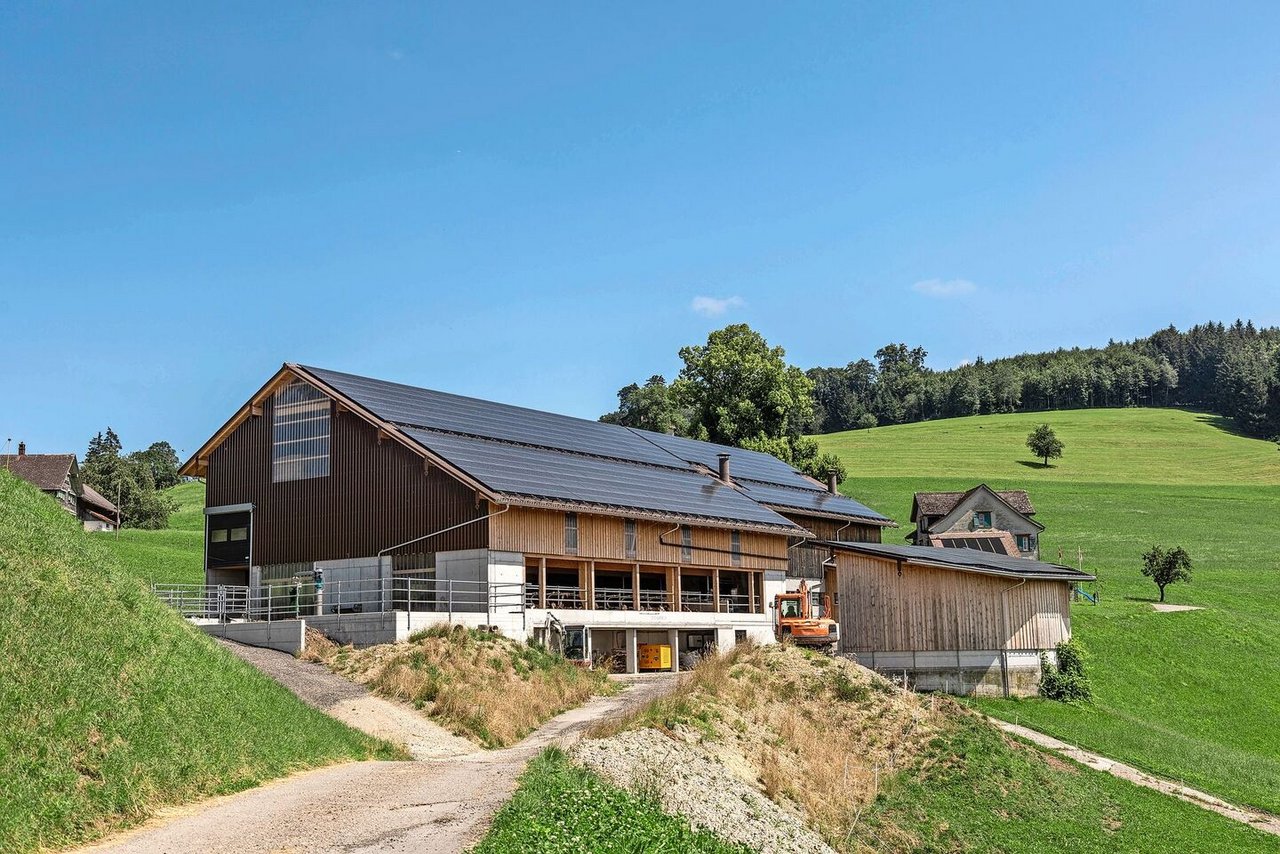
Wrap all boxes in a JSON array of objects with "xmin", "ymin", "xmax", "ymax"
[
  {"xmin": 826, "ymin": 470, "xmax": 839, "ymax": 495},
  {"xmin": 717, "ymin": 453, "xmax": 732, "ymax": 485}
]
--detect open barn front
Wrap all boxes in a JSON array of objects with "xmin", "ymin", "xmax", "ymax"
[{"xmin": 827, "ymin": 541, "xmax": 1093, "ymax": 697}]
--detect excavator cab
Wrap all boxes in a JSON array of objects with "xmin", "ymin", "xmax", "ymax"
[{"xmin": 773, "ymin": 580, "xmax": 839, "ymax": 653}]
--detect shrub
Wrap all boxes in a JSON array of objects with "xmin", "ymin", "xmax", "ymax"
[{"xmin": 1040, "ymin": 638, "xmax": 1092, "ymax": 701}]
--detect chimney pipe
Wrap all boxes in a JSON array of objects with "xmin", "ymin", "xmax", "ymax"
[
  {"xmin": 17, "ymin": 441, "xmax": 26, "ymax": 457},
  {"xmin": 826, "ymin": 470, "xmax": 838, "ymax": 495},
  {"xmin": 717, "ymin": 453, "xmax": 732, "ymax": 485}
]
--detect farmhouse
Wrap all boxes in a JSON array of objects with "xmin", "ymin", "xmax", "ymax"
[
  {"xmin": 908, "ymin": 485, "xmax": 1042, "ymax": 559},
  {"xmin": 178, "ymin": 364, "xmax": 893, "ymax": 670},
  {"xmin": 1, "ymin": 444, "xmax": 120, "ymax": 531},
  {"xmin": 177, "ymin": 364, "xmax": 1088, "ymax": 690},
  {"xmin": 825, "ymin": 541, "xmax": 1092, "ymax": 695}
]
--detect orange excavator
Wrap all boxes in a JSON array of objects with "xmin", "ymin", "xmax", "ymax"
[{"xmin": 774, "ymin": 580, "xmax": 839, "ymax": 653}]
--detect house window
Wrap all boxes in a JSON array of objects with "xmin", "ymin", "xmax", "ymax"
[
  {"xmin": 624, "ymin": 519, "xmax": 637, "ymax": 558},
  {"xmin": 565, "ymin": 512, "xmax": 578, "ymax": 555},
  {"xmin": 1017, "ymin": 534, "xmax": 1035, "ymax": 552},
  {"xmin": 973, "ymin": 511, "xmax": 992, "ymax": 529},
  {"xmin": 272, "ymin": 380, "xmax": 331, "ymax": 482},
  {"xmin": 731, "ymin": 530, "xmax": 742, "ymax": 566},
  {"xmin": 680, "ymin": 525, "xmax": 692, "ymax": 562}
]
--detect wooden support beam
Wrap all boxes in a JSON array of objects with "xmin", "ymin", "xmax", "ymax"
[
  {"xmin": 674, "ymin": 566, "xmax": 682, "ymax": 612},
  {"xmin": 632, "ymin": 563, "xmax": 640, "ymax": 611},
  {"xmin": 250, "ymin": 403, "xmax": 263, "ymax": 417},
  {"xmin": 712, "ymin": 568, "xmax": 721, "ymax": 614},
  {"xmin": 748, "ymin": 571, "xmax": 756, "ymax": 614},
  {"xmin": 587, "ymin": 560, "xmax": 596, "ymax": 610},
  {"xmin": 538, "ymin": 557, "xmax": 547, "ymax": 610}
]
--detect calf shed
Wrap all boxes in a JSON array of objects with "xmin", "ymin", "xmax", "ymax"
[{"xmin": 823, "ymin": 541, "xmax": 1094, "ymax": 697}]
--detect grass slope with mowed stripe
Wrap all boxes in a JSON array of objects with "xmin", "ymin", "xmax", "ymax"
[
  {"xmin": 0, "ymin": 471, "xmax": 398, "ymax": 853},
  {"xmin": 818, "ymin": 407, "xmax": 1280, "ymax": 815}
]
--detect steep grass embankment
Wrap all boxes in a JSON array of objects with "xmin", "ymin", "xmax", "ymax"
[
  {"xmin": 99, "ymin": 480, "xmax": 206, "ymax": 585},
  {"xmin": 304, "ymin": 624, "xmax": 617, "ymax": 747},
  {"xmin": 565, "ymin": 645, "xmax": 1279, "ymax": 853},
  {"xmin": 0, "ymin": 472, "xmax": 396, "ymax": 853},
  {"xmin": 817, "ymin": 407, "xmax": 1280, "ymax": 814}
]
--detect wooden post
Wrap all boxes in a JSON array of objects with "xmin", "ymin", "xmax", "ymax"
[
  {"xmin": 674, "ymin": 566, "xmax": 682, "ymax": 612},
  {"xmin": 538, "ymin": 557, "xmax": 547, "ymax": 610},
  {"xmin": 578, "ymin": 562, "xmax": 587, "ymax": 609},
  {"xmin": 748, "ymin": 572, "xmax": 756, "ymax": 614},
  {"xmin": 712, "ymin": 568, "xmax": 721, "ymax": 613},
  {"xmin": 632, "ymin": 563, "xmax": 640, "ymax": 610},
  {"xmin": 587, "ymin": 560, "xmax": 595, "ymax": 610}
]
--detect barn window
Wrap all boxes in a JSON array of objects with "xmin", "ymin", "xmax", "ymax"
[
  {"xmin": 973, "ymin": 511, "xmax": 992, "ymax": 529},
  {"xmin": 565, "ymin": 512, "xmax": 579, "ymax": 554},
  {"xmin": 624, "ymin": 519, "xmax": 637, "ymax": 558},
  {"xmin": 731, "ymin": 530, "xmax": 742, "ymax": 566},
  {"xmin": 272, "ymin": 380, "xmax": 331, "ymax": 482},
  {"xmin": 680, "ymin": 525, "xmax": 693, "ymax": 562}
]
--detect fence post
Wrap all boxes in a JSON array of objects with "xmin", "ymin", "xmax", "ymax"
[{"xmin": 448, "ymin": 580, "xmax": 453, "ymax": 623}]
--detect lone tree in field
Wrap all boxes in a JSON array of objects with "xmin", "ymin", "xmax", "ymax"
[
  {"xmin": 1141, "ymin": 545, "xmax": 1193, "ymax": 602},
  {"xmin": 1026, "ymin": 424, "xmax": 1064, "ymax": 467}
]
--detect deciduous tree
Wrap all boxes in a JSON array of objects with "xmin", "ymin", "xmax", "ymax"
[
  {"xmin": 1026, "ymin": 424, "xmax": 1064, "ymax": 467},
  {"xmin": 1141, "ymin": 545, "xmax": 1193, "ymax": 603}
]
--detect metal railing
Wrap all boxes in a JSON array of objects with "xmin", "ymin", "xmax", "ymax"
[
  {"xmin": 679, "ymin": 591, "xmax": 759, "ymax": 614},
  {"xmin": 153, "ymin": 576, "xmax": 526, "ymax": 624}
]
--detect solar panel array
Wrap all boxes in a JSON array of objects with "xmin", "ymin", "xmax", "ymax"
[
  {"xmin": 828, "ymin": 541, "xmax": 1092, "ymax": 579},
  {"xmin": 304, "ymin": 366, "xmax": 680, "ymax": 467},
  {"xmin": 403, "ymin": 428, "xmax": 800, "ymax": 528},
  {"xmin": 738, "ymin": 481, "xmax": 891, "ymax": 522},
  {"xmin": 300, "ymin": 364, "xmax": 890, "ymax": 529},
  {"xmin": 939, "ymin": 537, "xmax": 1013, "ymax": 555}
]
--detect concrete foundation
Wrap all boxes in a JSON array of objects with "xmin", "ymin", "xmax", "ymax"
[
  {"xmin": 855, "ymin": 649, "xmax": 1048, "ymax": 697},
  {"xmin": 199, "ymin": 619, "xmax": 306, "ymax": 654}
]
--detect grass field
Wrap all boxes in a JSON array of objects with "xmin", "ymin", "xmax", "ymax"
[
  {"xmin": 819, "ymin": 407, "xmax": 1280, "ymax": 815},
  {"xmin": 0, "ymin": 472, "xmax": 397, "ymax": 853},
  {"xmin": 100, "ymin": 480, "xmax": 206, "ymax": 585}
]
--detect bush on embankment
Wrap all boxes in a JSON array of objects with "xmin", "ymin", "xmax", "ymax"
[
  {"xmin": 304, "ymin": 623, "xmax": 616, "ymax": 747},
  {"xmin": 0, "ymin": 471, "xmax": 394, "ymax": 853}
]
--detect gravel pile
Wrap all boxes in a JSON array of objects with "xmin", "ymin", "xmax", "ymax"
[{"xmin": 572, "ymin": 728, "xmax": 835, "ymax": 854}]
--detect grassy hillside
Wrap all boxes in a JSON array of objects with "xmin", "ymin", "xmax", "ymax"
[
  {"xmin": 100, "ymin": 479, "xmax": 206, "ymax": 585},
  {"xmin": 0, "ymin": 471, "xmax": 397, "ymax": 853},
  {"xmin": 305, "ymin": 624, "xmax": 616, "ymax": 747},
  {"xmin": 818, "ymin": 407, "xmax": 1280, "ymax": 814},
  {"xmin": 537, "ymin": 644, "xmax": 1279, "ymax": 853}
]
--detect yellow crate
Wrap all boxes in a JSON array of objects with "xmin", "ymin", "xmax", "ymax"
[{"xmin": 638, "ymin": 643, "xmax": 672, "ymax": 670}]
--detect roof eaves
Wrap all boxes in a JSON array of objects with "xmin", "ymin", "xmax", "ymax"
[{"xmin": 823, "ymin": 540, "xmax": 1095, "ymax": 581}]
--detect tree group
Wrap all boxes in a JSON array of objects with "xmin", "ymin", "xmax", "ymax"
[{"xmin": 82, "ymin": 429, "xmax": 180, "ymax": 529}]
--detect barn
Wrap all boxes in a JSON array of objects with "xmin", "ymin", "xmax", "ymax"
[{"xmin": 825, "ymin": 541, "xmax": 1093, "ymax": 696}]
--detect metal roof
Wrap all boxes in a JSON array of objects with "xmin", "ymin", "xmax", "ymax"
[
  {"xmin": 825, "ymin": 540, "xmax": 1094, "ymax": 581},
  {"xmin": 403, "ymin": 427, "xmax": 804, "ymax": 531},
  {"xmin": 297, "ymin": 364, "xmax": 890, "ymax": 532},
  {"xmin": 737, "ymin": 480, "xmax": 892, "ymax": 524}
]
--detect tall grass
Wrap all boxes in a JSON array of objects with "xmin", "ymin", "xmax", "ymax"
[
  {"xmin": 0, "ymin": 472, "xmax": 394, "ymax": 853},
  {"xmin": 306, "ymin": 623, "xmax": 616, "ymax": 747}
]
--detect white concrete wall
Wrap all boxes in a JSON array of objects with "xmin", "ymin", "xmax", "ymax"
[
  {"xmin": 200, "ymin": 619, "xmax": 305, "ymax": 655},
  {"xmin": 314, "ymin": 555, "xmax": 393, "ymax": 613}
]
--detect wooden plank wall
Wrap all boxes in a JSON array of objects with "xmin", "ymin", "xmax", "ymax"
[
  {"xmin": 836, "ymin": 552, "xmax": 1071, "ymax": 652},
  {"xmin": 490, "ymin": 507, "xmax": 787, "ymax": 569}
]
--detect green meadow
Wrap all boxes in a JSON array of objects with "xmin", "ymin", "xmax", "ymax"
[
  {"xmin": 100, "ymin": 479, "xmax": 205, "ymax": 585},
  {"xmin": 819, "ymin": 407, "xmax": 1280, "ymax": 814}
]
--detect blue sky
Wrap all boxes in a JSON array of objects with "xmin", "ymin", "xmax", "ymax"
[{"xmin": 3, "ymin": 2, "xmax": 1279, "ymax": 459}]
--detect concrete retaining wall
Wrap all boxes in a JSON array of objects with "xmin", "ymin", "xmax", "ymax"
[
  {"xmin": 200, "ymin": 619, "xmax": 306, "ymax": 655},
  {"xmin": 856, "ymin": 649, "xmax": 1048, "ymax": 697}
]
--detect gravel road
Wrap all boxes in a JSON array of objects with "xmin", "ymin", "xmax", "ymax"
[{"xmin": 75, "ymin": 667, "xmax": 679, "ymax": 854}]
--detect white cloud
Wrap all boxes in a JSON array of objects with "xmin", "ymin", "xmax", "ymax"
[
  {"xmin": 691, "ymin": 295, "xmax": 745, "ymax": 317},
  {"xmin": 911, "ymin": 278, "xmax": 977, "ymax": 298}
]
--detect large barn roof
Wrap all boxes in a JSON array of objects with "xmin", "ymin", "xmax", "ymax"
[
  {"xmin": 179, "ymin": 363, "xmax": 884, "ymax": 534},
  {"xmin": 826, "ymin": 540, "xmax": 1094, "ymax": 581}
]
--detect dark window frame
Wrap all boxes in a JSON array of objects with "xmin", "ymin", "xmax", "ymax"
[{"xmin": 565, "ymin": 512, "xmax": 579, "ymax": 555}]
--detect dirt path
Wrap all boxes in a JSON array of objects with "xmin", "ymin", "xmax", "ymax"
[
  {"xmin": 218, "ymin": 639, "xmax": 477, "ymax": 760},
  {"xmin": 76, "ymin": 672, "xmax": 679, "ymax": 854},
  {"xmin": 993, "ymin": 719, "xmax": 1280, "ymax": 837}
]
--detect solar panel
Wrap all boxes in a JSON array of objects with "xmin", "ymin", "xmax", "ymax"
[
  {"xmin": 630, "ymin": 430, "xmax": 818, "ymax": 489},
  {"xmin": 402, "ymin": 427, "xmax": 803, "ymax": 530},
  {"xmin": 736, "ymin": 480, "xmax": 891, "ymax": 522},
  {"xmin": 827, "ymin": 541, "xmax": 1091, "ymax": 579},
  {"xmin": 303, "ymin": 366, "xmax": 682, "ymax": 467}
]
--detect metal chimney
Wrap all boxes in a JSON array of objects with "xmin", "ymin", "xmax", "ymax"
[
  {"xmin": 17, "ymin": 441, "xmax": 26, "ymax": 457},
  {"xmin": 826, "ymin": 470, "xmax": 838, "ymax": 495},
  {"xmin": 717, "ymin": 453, "xmax": 732, "ymax": 485}
]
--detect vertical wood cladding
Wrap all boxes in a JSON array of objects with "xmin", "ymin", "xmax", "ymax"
[
  {"xmin": 490, "ymin": 507, "xmax": 788, "ymax": 569},
  {"xmin": 207, "ymin": 395, "xmax": 486, "ymax": 566},
  {"xmin": 836, "ymin": 552, "xmax": 1070, "ymax": 653}
]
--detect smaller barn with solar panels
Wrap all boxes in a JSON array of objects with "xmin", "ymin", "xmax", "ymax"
[{"xmin": 179, "ymin": 363, "xmax": 1089, "ymax": 692}]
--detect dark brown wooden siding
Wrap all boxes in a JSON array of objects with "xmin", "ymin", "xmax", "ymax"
[{"xmin": 206, "ymin": 393, "xmax": 488, "ymax": 566}]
